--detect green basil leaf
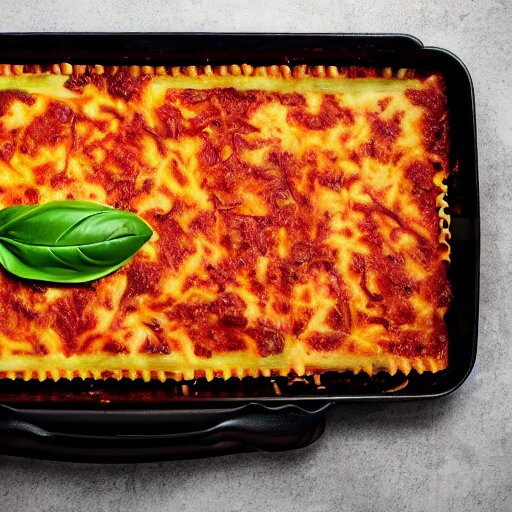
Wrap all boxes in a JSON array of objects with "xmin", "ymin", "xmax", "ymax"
[{"xmin": 0, "ymin": 200, "xmax": 153, "ymax": 283}]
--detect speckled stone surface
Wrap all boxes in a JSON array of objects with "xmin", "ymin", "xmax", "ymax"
[{"xmin": 0, "ymin": 1, "xmax": 510, "ymax": 511}]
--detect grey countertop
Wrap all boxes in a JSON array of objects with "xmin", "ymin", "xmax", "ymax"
[{"xmin": 0, "ymin": 1, "xmax": 510, "ymax": 511}]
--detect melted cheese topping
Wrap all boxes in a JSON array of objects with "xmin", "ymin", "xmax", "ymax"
[{"xmin": 0, "ymin": 67, "xmax": 451, "ymax": 381}]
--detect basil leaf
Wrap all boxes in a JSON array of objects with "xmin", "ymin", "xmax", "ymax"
[{"xmin": 0, "ymin": 200, "xmax": 152, "ymax": 283}]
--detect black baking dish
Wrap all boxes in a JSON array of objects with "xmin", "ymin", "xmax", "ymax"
[{"xmin": 0, "ymin": 33, "xmax": 479, "ymax": 462}]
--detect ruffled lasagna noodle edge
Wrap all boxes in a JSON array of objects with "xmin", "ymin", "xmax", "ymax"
[
  {"xmin": 0, "ymin": 63, "xmax": 451, "ymax": 381},
  {"xmin": 0, "ymin": 354, "xmax": 447, "ymax": 382},
  {"xmin": 0, "ymin": 62, "xmax": 421, "ymax": 79}
]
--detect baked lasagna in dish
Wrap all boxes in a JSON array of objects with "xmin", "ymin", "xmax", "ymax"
[{"xmin": 0, "ymin": 63, "xmax": 451, "ymax": 381}]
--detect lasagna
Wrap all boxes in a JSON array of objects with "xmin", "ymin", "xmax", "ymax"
[{"xmin": 0, "ymin": 63, "xmax": 451, "ymax": 381}]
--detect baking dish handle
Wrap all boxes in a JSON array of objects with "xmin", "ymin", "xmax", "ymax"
[{"xmin": 0, "ymin": 402, "xmax": 332, "ymax": 462}]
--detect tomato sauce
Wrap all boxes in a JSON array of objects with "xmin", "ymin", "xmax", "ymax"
[
  {"xmin": 288, "ymin": 94, "xmax": 354, "ymax": 131},
  {"xmin": 65, "ymin": 71, "xmax": 150, "ymax": 102},
  {"xmin": 405, "ymin": 86, "xmax": 448, "ymax": 155},
  {"xmin": 0, "ymin": 90, "xmax": 34, "ymax": 116},
  {"xmin": 52, "ymin": 289, "xmax": 97, "ymax": 356},
  {"xmin": 22, "ymin": 102, "xmax": 74, "ymax": 155}
]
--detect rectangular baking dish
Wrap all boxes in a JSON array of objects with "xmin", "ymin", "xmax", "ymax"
[{"xmin": 0, "ymin": 33, "xmax": 479, "ymax": 461}]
